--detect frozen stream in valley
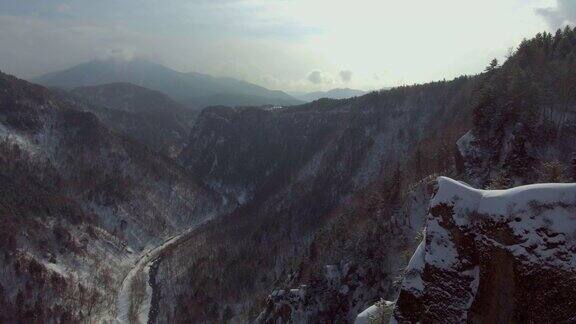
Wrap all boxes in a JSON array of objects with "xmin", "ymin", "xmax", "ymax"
[{"xmin": 114, "ymin": 224, "xmax": 201, "ymax": 323}]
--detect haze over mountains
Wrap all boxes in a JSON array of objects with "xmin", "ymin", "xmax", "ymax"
[
  {"xmin": 2, "ymin": 2, "xmax": 576, "ymax": 322},
  {"xmin": 35, "ymin": 58, "xmax": 303, "ymax": 110}
]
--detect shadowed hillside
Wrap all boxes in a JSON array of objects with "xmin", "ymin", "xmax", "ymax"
[
  {"xmin": 0, "ymin": 72, "xmax": 228, "ymax": 322},
  {"xmin": 152, "ymin": 27, "xmax": 576, "ymax": 323}
]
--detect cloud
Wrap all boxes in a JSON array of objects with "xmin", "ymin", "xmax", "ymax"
[
  {"xmin": 0, "ymin": 14, "xmax": 164, "ymax": 78},
  {"xmin": 307, "ymin": 70, "xmax": 322, "ymax": 84},
  {"xmin": 536, "ymin": 0, "xmax": 576, "ymax": 30},
  {"xmin": 306, "ymin": 70, "xmax": 333, "ymax": 84},
  {"xmin": 339, "ymin": 70, "xmax": 352, "ymax": 82},
  {"xmin": 0, "ymin": 0, "xmax": 553, "ymax": 92}
]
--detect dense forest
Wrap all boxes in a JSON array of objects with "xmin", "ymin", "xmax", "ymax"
[
  {"xmin": 2, "ymin": 26, "xmax": 576, "ymax": 323},
  {"xmin": 151, "ymin": 27, "xmax": 576, "ymax": 323},
  {"xmin": 0, "ymin": 72, "xmax": 227, "ymax": 322}
]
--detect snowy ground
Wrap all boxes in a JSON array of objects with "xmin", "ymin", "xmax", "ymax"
[
  {"xmin": 114, "ymin": 224, "xmax": 205, "ymax": 323},
  {"xmin": 392, "ymin": 177, "xmax": 576, "ymax": 322},
  {"xmin": 355, "ymin": 300, "xmax": 395, "ymax": 324}
]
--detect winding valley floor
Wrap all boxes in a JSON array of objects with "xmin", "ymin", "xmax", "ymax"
[{"xmin": 115, "ymin": 224, "xmax": 204, "ymax": 324}]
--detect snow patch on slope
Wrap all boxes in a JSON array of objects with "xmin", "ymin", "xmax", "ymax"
[{"xmin": 401, "ymin": 240, "xmax": 425, "ymax": 295}]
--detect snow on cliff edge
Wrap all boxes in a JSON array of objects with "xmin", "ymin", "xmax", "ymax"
[{"xmin": 392, "ymin": 177, "xmax": 576, "ymax": 323}]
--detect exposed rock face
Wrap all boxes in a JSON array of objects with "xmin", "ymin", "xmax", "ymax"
[{"xmin": 393, "ymin": 177, "xmax": 576, "ymax": 323}]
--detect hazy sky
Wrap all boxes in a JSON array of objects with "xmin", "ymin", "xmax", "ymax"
[{"xmin": 0, "ymin": 0, "xmax": 573, "ymax": 92}]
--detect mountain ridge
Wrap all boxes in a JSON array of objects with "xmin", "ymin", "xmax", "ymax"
[
  {"xmin": 2, "ymin": 27, "xmax": 576, "ymax": 324},
  {"xmin": 66, "ymin": 82, "xmax": 193, "ymax": 157},
  {"xmin": 34, "ymin": 58, "xmax": 303, "ymax": 109},
  {"xmin": 294, "ymin": 88, "xmax": 369, "ymax": 102}
]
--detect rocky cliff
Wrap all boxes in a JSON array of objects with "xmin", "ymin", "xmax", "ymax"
[{"xmin": 393, "ymin": 177, "xmax": 576, "ymax": 323}]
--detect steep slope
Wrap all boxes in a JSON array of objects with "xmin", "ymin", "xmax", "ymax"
[
  {"xmin": 157, "ymin": 28, "xmax": 576, "ymax": 323},
  {"xmin": 154, "ymin": 78, "xmax": 475, "ymax": 322},
  {"xmin": 34, "ymin": 59, "xmax": 302, "ymax": 108},
  {"xmin": 7, "ymin": 26, "xmax": 576, "ymax": 323},
  {"xmin": 459, "ymin": 30, "xmax": 576, "ymax": 189},
  {"xmin": 0, "ymin": 72, "xmax": 228, "ymax": 322},
  {"xmin": 361, "ymin": 27, "xmax": 576, "ymax": 323},
  {"xmin": 256, "ymin": 177, "xmax": 434, "ymax": 323},
  {"xmin": 393, "ymin": 177, "xmax": 576, "ymax": 323},
  {"xmin": 180, "ymin": 82, "xmax": 473, "ymax": 206},
  {"xmin": 68, "ymin": 82, "xmax": 192, "ymax": 157}
]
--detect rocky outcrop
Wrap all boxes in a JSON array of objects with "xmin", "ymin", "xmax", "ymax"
[{"xmin": 393, "ymin": 177, "xmax": 576, "ymax": 323}]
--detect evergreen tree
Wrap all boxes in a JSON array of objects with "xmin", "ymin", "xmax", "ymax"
[
  {"xmin": 485, "ymin": 58, "xmax": 499, "ymax": 72},
  {"xmin": 504, "ymin": 135, "xmax": 534, "ymax": 181}
]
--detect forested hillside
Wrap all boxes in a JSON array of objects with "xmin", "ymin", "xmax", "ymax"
[
  {"xmin": 157, "ymin": 57, "xmax": 478, "ymax": 323},
  {"xmin": 0, "ymin": 72, "xmax": 228, "ymax": 322},
  {"xmin": 2, "ymin": 26, "xmax": 576, "ymax": 324},
  {"xmin": 367, "ymin": 27, "xmax": 576, "ymax": 323},
  {"xmin": 464, "ymin": 27, "xmax": 576, "ymax": 187},
  {"xmin": 152, "ymin": 27, "xmax": 576, "ymax": 323},
  {"xmin": 67, "ymin": 82, "xmax": 194, "ymax": 157}
]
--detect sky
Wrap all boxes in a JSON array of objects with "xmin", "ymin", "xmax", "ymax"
[{"xmin": 0, "ymin": 0, "xmax": 573, "ymax": 92}]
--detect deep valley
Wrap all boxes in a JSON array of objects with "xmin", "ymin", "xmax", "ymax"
[{"xmin": 1, "ymin": 5, "xmax": 576, "ymax": 323}]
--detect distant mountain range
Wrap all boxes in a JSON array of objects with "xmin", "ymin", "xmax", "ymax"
[
  {"xmin": 34, "ymin": 59, "xmax": 303, "ymax": 109},
  {"xmin": 293, "ymin": 88, "xmax": 368, "ymax": 102}
]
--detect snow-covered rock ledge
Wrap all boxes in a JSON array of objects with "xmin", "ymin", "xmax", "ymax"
[{"xmin": 392, "ymin": 177, "xmax": 576, "ymax": 323}]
